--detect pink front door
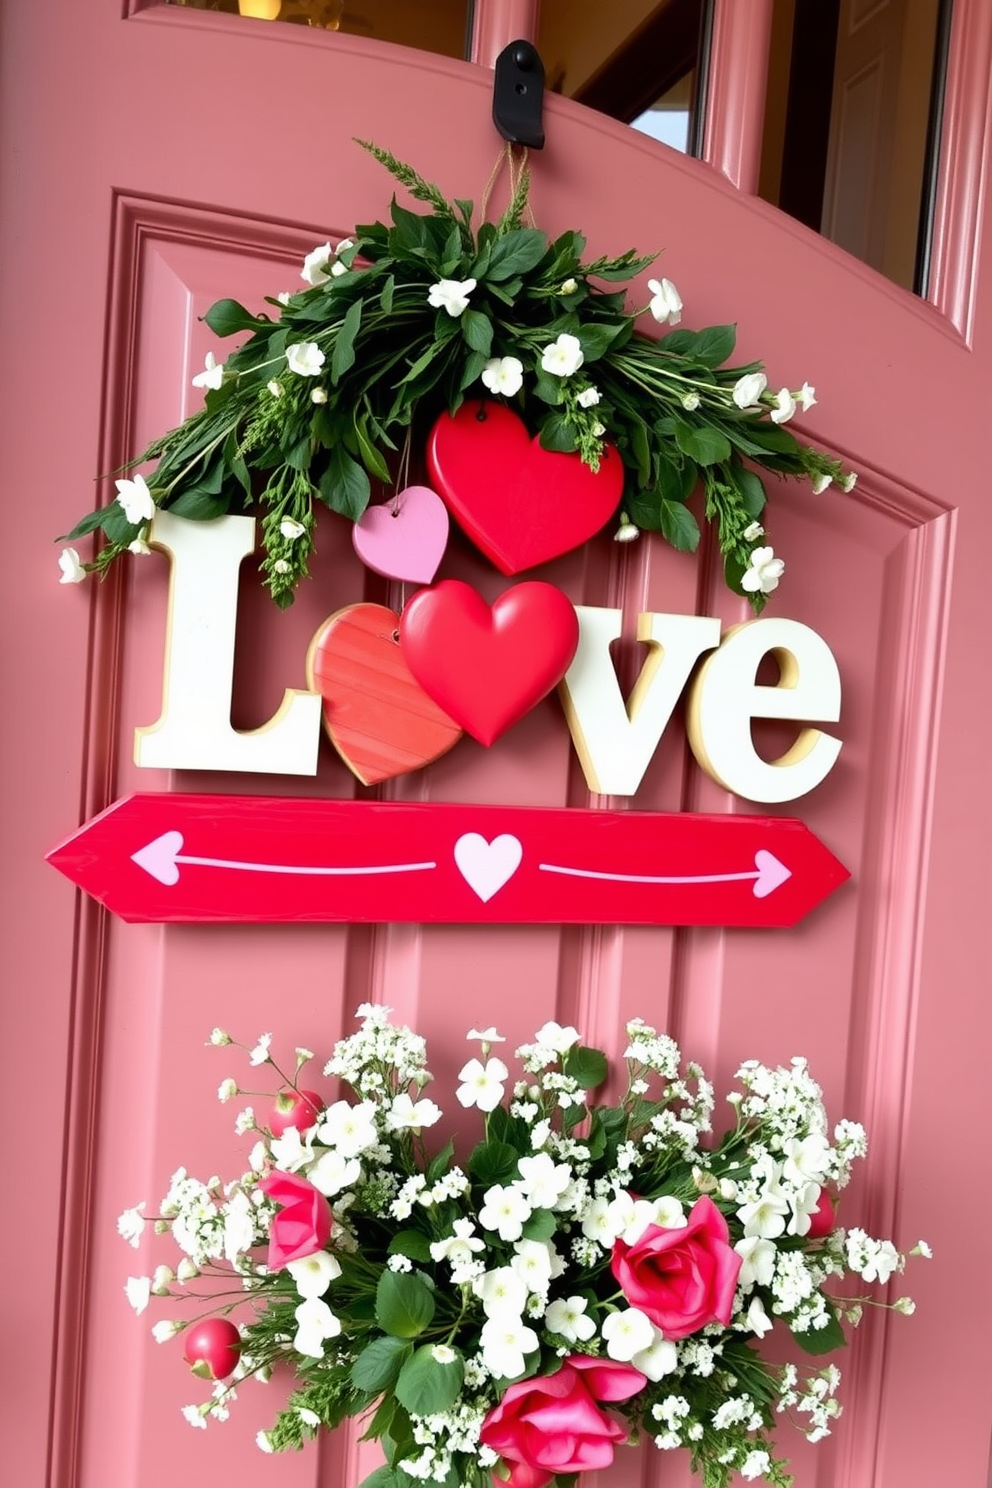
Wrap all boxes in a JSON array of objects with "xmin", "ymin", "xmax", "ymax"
[{"xmin": 3, "ymin": 3, "xmax": 991, "ymax": 1486}]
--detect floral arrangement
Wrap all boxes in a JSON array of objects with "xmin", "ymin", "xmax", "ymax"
[
  {"xmin": 63, "ymin": 143, "xmax": 855, "ymax": 611},
  {"xmin": 119, "ymin": 1007, "xmax": 926, "ymax": 1487}
]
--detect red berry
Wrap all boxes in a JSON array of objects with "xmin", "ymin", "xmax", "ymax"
[
  {"xmin": 268, "ymin": 1087, "xmax": 324, "ymax": 1137},
  {"xmin": 807, "ymin": 1191, "xmax": 836, "ymax": 1238},
  {"xmin": 183, "ymin": 1317, "xmax": 242, "ymax": 1380}
]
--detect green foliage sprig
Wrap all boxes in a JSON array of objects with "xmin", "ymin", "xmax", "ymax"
[{"xmin": 63, "ymin": 142, "xmax": 855, "ymax": 609}]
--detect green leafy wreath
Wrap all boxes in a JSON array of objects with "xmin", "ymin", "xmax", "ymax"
[{"xmin": 61, "ymin": 141, "xmax": 855, "ymax": 611}]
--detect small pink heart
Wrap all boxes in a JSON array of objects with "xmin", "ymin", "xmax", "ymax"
[
  {"xmin": 753, "ymin": 849, "xmax": 791, "ymax": 899},
  {"xmin": 352, "ymin": 485, "xmax": 450, "ymax": 585}
]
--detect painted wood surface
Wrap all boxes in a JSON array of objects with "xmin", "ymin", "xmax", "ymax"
[
  {"xmin": 4, "ymin": 2, "xmax": 992, "ymax": 1487},
  {"xmin": 47, "ymin": 793, "xmax": 849, "ymax": 926},
  {"xmin": 307, "ymin": 603, "xmax": 463, "ymax": 784}
]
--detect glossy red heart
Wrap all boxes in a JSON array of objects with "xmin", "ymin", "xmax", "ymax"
[
  {"xmin": 306, "ymin": 604, "xmax": 462, "ymax": 785},
  {"xmin": 427, "ymin": 401, "xmax": 624, "ymax": 575},
  {"xmin": 399, "ymin": 579, "xmax": 580, "ymax": 746}
]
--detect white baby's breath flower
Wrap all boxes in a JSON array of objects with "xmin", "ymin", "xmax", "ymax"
[
  {"xmin": 248, "ymin": 1033, "xmax": 272, "ymax": 1066},
  {"xmin": 209, "ymin": 1028, "xmax": 232, "ymax": 1046},
  {"xmin": 256, "ymin": 1429, "xmax": 275, "ymax": 1452},
  {"xmin": 115, "ymin": 473, "xmax": 155, "ymax": 524},
  {"xmin": 277, "ymin": 291, "xmax": 292, "ymax": 306},
  {"xmin": 541, "ymin": 333, "xmax": 584, "ymax": 377},
  {"xmin": 560, "ymin": 277, "xmax": 578, "ymax": 294},
  {"xmin": 298, "ymin": 1407, "xmax": 321, "ymax": 1428},
  {"xmin": 280, "ymin": 518, "xmax": 306, "ymax": 540},
  {"xmin": 743, "ymin": 521, "xmax": 765, "ymax": 541},
  {"xmin": 266, "ymin": 379, "xmax": 283, "ymax": 398},
  {"xmin": 217, "ymin": 1078, "xmax": 238, "ymax": 1103},
  {"xmin": 128, "ymin": 536, "xmax": 152, "ymax": 555},
  {"xmin": 811, "ymin": 472, "xmax": 832, "ymax": 494},
  {"xmin": 481, "ymin": 356, "xmax": 524, "ymax": 397},
  {"xmin": 614, "ymin": 516, "xmax": 640, "ymax": 544},
  {"xmin": 58, "ymin": 547, "xmax": 86, "ymax": 584},
  {"xmin": 152, "ymin": 1319, "xmax": 183, "ymax": 1343},
  {"xmin": 681, "ymin": 390, "xmax": 701, "ymax": 410},
  {"xmin": 311, "ymin": 387, "xmax": 328, "ymax": 404},
  {"xmin": 117, "ymin": 1203, "xmax": 146, "ymax": 1247},
  {"xmin": 576, "ymin": 385, "xmax": 601, "ymax": 408},
  {"xmin": 273, "ymin": 559, "xmax": 291, "ymax": 574},
  {"xmin": 152, "ymin": 1264, "xmax": 175, "ymax": 1294},
  {"xmin": 647, "ymin": 277, "xmax": 682, "ymax": 325},
  {"xmin": 183, "ymin": 1404, "xmax": 208, "ymax": 1430},
  {"xmin": 286, "ymin": 342, "xmax": 325, "ymax": 377},
  {"xmin": 427, "ymin": 277, "xmax": 476, "ymax": 317},
  {"xmin": 191, "ymin": 351, "xmax": 224, "ymax": 390},
  {"xmin": 841, "ymin": 471, "xmax": 858, "ymax": 492},
  {"xmin": 125, "ymin": 1276, "xmax": 152, "ymax": 1314}
]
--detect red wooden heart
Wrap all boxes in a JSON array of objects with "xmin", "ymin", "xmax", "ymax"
[
  {"xmin": 399, "ymin": 579, "xmax": 580, "ymax": 747},
  {"xmin": 306, "ymin": 604, "xmax": 462, "ymax": 785},
  {"xmin": 427, "ymin": 401, "xmax": 625, "ymax": 575}
]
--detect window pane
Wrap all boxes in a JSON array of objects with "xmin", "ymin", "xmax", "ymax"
[
  {"xmin": 170, "ymin": 0, "xmax": 472, "ymax": 60},
  {"xmin": 758, "ymin": 0, "xmax": 952, "ymax": 294},
  {"xmin": 537, "ymin": 0, "xmax": 707, "ymax": 156}
]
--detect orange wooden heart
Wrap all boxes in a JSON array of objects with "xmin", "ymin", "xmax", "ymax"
[{"xmin": 306, "ymin": 603, "xmax": 463, "ymax": 785}]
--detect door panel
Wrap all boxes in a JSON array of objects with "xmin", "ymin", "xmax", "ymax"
[{"xmin": 2, "ymin": 3, "xmax": 991, "ymax": 1486}]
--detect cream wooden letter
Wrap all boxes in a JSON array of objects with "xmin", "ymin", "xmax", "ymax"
[
  {"xmin": 686, "ymin": 618, "xmax": 841, "ymax": 802},
  {"xmin": 559, "ymin": 607, "xmax": 721, "ymax": 795},
  {"xmin": 134, "ymin": 511, "xmax": 321, "ymax": 774}
]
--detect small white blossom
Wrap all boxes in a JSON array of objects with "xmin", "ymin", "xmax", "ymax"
[
  {"xmin": 117, "ymin": 1203, "xmax": 146, "ymax": 1248},
  {"xmin": 280, "ymin": 518, "xmax": 306, "ymax": 540},
  {"xmin": 191, "ymin": 351, "xmax": 224, "ymax": 390},
  {"xmin": 256, "ymin": 1429, "xmax": 275, "ymax": 1452},
  {"xmin": 478, "ymin": 1185, "xmax": 532, "ymax": 1243},
  {"xmin": 770, "ymin": 388, "xmax": 797, "ymax": 424},
  {"xmin": 287, "ymin": 1250, "xmax": 342, "ymax": 1299},
  {"xmin": 741, "ymin": 1449, "xmax": 772, "ymax": 1480},
  {"xmin": 386, "ymin": 1092, "xmax": 442, "ymax": 1133},
  {"xmin": 733, "ymin": 372, "xmax": 768, "ymax": 409},
  {"xmin": 745, "ymin": 1296, "xmax": 774, "ymax": 1338},
  {"xmin": 841, "ymin": 471, "xmax": 858, "ymax": 492},
  {"xmin": 128, "ymin": 536, "xmax": 152, "ymax": 555},
  {"xmin": 183, "ymin": 1405, "xmax": 208, "ymax": 1430},
  {"xmin": 456, "ymin": 1057, "xmax": 509, "ymax": 1112},
  {"xmin": 267, "ymin": 379, "xmax": 283, "ymax": 398},
  {"xmin": 209, "ymin": 1028, "xmax": 232, "ymax": 1046},
  {"xmin": 797, "ymin": 381, "xmax": 817, "ymax": 410},
  {"xmin": 811, "ymin": 472, "xmax": 832, "ymax": 494},
  {"xmin": 286, "ymin": 341, "xmax": 325, "ymax": 377},
  {"xmin": 58, "ymin": 547, "xmax": 87, "ymax": 584},
  {"xmin": 576, "ymin": 385, "xmax": 601, "ymax": 408},
  {"xmin": 480, "ymin": 1315, "xmax": 539, "ymax": 1379},
  {"xmin": 217, "ymin": 1078, "xmax": 238, "ymax": 1103},
  {"xmin": 248, "ymin": 1033, "xmax": 272, "ymax": 1066},
  {"xmin": 533, "ymin": 1021, "xmax": 580, "ymax": 1054},
  {"xmin": 743, "ymin": 521, "xmax": 765, "ymax": 541},
  {"xmin": 124, "ymin": 1276, "xmax": 152, "ymax": 1314},
  {"xmin": 560, "ymin": 277, "xmax": 578, "ymax": 294},
  {"xmin": 467, "ymin": 1027, "xmax": 505, "ymax": 1043},
  {"xmin": 741, "ymin": 545, "xmax": 785, "ymax": 596},
  {"xmin": 115, "ymin": 473, "xmax": 155, "ymax": 524},
  {"xmin": 152, "ymin": 1319, "xmax": 182, "ymax": 1343},
  {"xmin": 681, "ymin": 390, "xmax": 701, "ymax": 410},
  {"xmin": 293, "ymin": 1297, "xmax": 341, "ymax": 1358},
  {"xmin": 277, "ymin": 291, "xmax": 292, "ymax": 306},
  {"xmin": 301, "ymin": 242, "xmax": 333, "ymax": 286},
  {"xmin": 647, "ymin": 277, "xmax": 682, "ymax": 325},
  {"xmin": 545, "ymin": 1295, "xmax": 597, "ymax": 1343},
  {"xmin": 602, "ymin": 1306, "xmax": 655, "ymax": 1361},
  {"xmin": 427, "ymin": 277, "xmax": 476, "ymax": 317},
  {"xmin": 481, "ymin": 356, "xmax": 524, "ymax": 397},
  {"xmin": 540, "ymin": 333, "xmax": 584, "ymax": 377},
  {"xmin": 311, "ymin": 387, "xmax": 328, "ymax": 404}
]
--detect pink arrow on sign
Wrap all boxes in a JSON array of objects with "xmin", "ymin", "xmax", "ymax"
[{"xmin": 46, "ymin": 794, "xmax": 849, "ymax": 927}]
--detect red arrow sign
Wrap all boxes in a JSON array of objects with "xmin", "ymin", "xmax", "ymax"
[{"xmin": 46, "ymin": 794, "xmax": 849, "ymax": 927}]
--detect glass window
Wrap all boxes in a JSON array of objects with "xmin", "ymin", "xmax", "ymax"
[
  {"xmin": 170, "ymin": 0, "xmax": 472, "ymax": 60},
  {"xmin": 758, "ymin": 0, "xmax": 953, "ymax": 294},
  {"xmin": 537, "ymin": 0, "xmax": 709, "ymax": 156}
]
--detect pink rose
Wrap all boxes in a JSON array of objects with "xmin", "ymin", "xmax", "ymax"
[
  {"xmin": 256, "ymin": 1170, "xmax": 332, "ymax": 1270},
  {"xmin": 480, "ymin": 1355, "xmax": 646, "ymax": 1488},
  {"xmin": 611, "ymin": 1193, "xmax": 741, "ymax": 1340}
]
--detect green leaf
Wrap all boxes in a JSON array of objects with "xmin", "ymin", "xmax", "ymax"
[
  {"xmin": 203, "ymin": 298, "xmax": 266, "ymax": 337},
  {"xmin": 468, "ymin": 1139, "xmax": 520, "ymax": 1188},
  {"xmin": 532, "ymin": 370, "xmax": 564, "ymax": 406},
  {"xmin": 354, "ymin": 416, "xmax": 393, "ymax": 483},
  {"xmin": 457, "ymin": 349, "xmax": 489, "ymax": 393},
  {"xmin": 332, "ymin": 298, "xmax": 364, "ymax": 384},
  {"xmin": 351, "ymin": 1337, "xmax": 414, "ymax": 1394},
  {"xmin": 380, "ymin": 275, "xmax": 395, "ymax": 315},
  {"xmin": 358, "ymin": 1469, "xmax": 399, "ymax": 1488},
  {"xmin": 319, "ymin": 445, "xmax": 370, "ymax": 520},
  {"xmin": 521, "ymin": 1208, "xmax": 557, "ymax": 1241},
  {"xmin": 575, "ymin": 321, "xmax": 623, "ymax": 362},
  {"xmin": 539, "ymin": 412, "xmax": 579, "ymax": 454},
  {"xmin": 486, "ymin": 228, "xmax": 548, "ymax": 281},
  {"xmin": 62, "ymin": 507, "xmax": 109, "ymax": 540},
  {"xmin": 375, "ymin": 1270, "xmax": 436, "ymax": 1339},
  {"xmin": 659, "ymin": 499, "xmax": 701, "ymax": 552},
  {"xmin": 388, "ymin": 1231, "xmax": 433, "ymax": 1264},
  {"xmin": 563, "ymin": 1044, "xmax": 608, "ymax": 1090},
  {"xmin": 100, "ymin": 504, "xmax": 141, "ymax": 543},
  {"xmin": 168, "ymin": 487, "xmax": 229, "ymax": 520},
  {"xmin": 792, "ymin": 1307, "xmax": 847, "ymax": 1356},
  {"xmin": 426, "ymin": 1139, "xmax": 455, "ymax": 1184},
  {"xmin": 674, "ymin": 421, "xmax": 732, "ymax": 467},
  {"xmin": 655, "ymin": 451, "xmax": 698, "ymax": 504},
  {"xmin": 734, "ymin": 465, "xmax": 767, "ymax": 518},
  {"xmin": 461, "ymin": 309, "xmax": 493, "ymax": 357},
  {"xmin": 690, "ymin": 324, "xmax": 737, "ymax": 368},
  {"xmin": 394, "ymin": 1345, "xmax": 465, "ymax": 1417}
]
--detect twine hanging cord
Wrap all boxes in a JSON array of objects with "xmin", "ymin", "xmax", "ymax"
[{"xmin": 479, "ymin": 142, "xmax": 536, "ymax": 228}]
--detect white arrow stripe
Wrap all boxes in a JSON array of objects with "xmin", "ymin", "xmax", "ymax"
[
  {"xmin": 175, "ymin": 854, "xmax": 437, "ymax": 877},
  {"xmin": 539, "ymin": 864, "xmax": 760, "ymax": 884}
]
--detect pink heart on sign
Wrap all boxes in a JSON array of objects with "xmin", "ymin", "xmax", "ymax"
[
  {"xmin": 352, "ymin": 486, "xmax": 450, "ymax": 584},
  {"xmin": 752, "ymin": 850, "xmax": 792, "ymax": 899}
]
